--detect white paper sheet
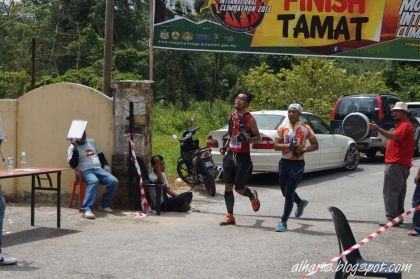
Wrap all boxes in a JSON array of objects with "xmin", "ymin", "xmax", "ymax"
[{"xmin": 67, "ymin": 120, "xmax": 88, "ymax": 140}]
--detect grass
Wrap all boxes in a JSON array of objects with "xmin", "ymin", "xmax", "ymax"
[{"xmin": 152, "ymin": 100, "xmax": 231, "ymax": 181}]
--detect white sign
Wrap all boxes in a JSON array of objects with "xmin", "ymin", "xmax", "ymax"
[{"xmin": 67, "ymin": 120, "xmax": 88, "ymax": 140}]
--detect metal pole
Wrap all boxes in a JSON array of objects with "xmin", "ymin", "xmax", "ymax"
[
  {"xmin": 149, "ymin": 0, "xmax": 154, "ymax": 81},
  {"xmin": 0, "ymin": 27, "xmax": 3, "ymax": 64},
  {"xmin": 31, "ymin": 38, "xmax": 36, "ymax": 90},
  {"xmin": 128, "ymin": 102, "xmax": 135, "ymax": 209},
  {"xmin": 102, "ymin": 0, "xmax": 114, "ymax": 96}
]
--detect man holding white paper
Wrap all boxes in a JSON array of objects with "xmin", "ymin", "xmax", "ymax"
[{"xmin": 67, "ymin": 131, "xmax": 118, "ymax": 219}]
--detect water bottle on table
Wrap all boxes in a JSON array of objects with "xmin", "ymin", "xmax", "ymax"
[
  {"xmin": 20, "ymin": 151, "xmax": 28, "ymax": 168},
  {"xmin": 6, "ymin": 155, "xmax": 14, "ymax": 172}
]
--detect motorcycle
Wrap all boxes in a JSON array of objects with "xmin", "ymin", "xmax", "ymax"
[{"xmin": 175, "ymin": 127, "xmax": 216, "ymax": 196}]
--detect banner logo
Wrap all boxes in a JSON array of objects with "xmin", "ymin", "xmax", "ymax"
[{"xmin": 203, "ymin": 0, "xmax": 272, "ymax": 32}]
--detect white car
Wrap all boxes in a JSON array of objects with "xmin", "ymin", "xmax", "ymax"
[
  {"xmin": 206, "ymin": 110, "xmax": 359, "ymax": 173},
  {"xmin": 407, "ymin": 102, "xmax": 420, "ymax": 123}
]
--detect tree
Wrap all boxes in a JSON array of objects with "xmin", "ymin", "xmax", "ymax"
[
  {"xmin": 239, "ymin": 57, "xmax": 389, "ymax": 118},
  {"xmin": 0, "ymin": 70, "xmax": 31, "ymax": 98},
  {"xmin": 384, "ymin": 62, "xmax": 420, "ymax": 101}
]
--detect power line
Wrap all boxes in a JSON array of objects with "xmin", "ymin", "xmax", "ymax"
[{"xmin": 0, "ymin": 0, "xmax": 56, "ymax": 29}]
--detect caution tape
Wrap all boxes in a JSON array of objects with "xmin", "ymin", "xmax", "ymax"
[
  {"xmin": 128, "ymin": 135, "xmax": 152, "ymax": 214},
  {"xmin": 300, "ymin": 205, "xmax": 420, "ymax": 279}
]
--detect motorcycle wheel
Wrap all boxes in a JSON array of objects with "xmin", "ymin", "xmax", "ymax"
[
  {"xmin": 176, "ymin": 160, "xmax": 195, "ymax": 185},
  {"xmin": 204, "ymin": 172, "xmax": 216, "ymax": 197}
]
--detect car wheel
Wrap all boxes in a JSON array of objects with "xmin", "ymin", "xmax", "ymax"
[{"xmin": 343, "ymin": 144, "xmax": 359, "ymax": 171}]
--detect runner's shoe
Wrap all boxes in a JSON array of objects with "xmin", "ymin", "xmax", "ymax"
[
  {"xmin": 219, "ymin": 213, "xmax": 236, "ymax": 226},
  {"xmin": 251, "ymin": 190, "xmax": 260, "ymax": 212},
  {"xmin": 295, "ymin": 198, "xmax": 308, "ymax": 218},
  {"xmin": 275, "ymin": 222, "xmax": 287, "ymax": 232}
]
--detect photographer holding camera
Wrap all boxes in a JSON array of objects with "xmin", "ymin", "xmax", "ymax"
[
  {"xmin": 274, "ymin": 103, "xmax": 319, "ymax": 232},
  {"xmin": 219, "ymin": 92, "xmax": 261, "ymax": 226}
]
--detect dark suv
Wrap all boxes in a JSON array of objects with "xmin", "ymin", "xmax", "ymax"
[{"xmin": 330, "ymin": 94, "xmax": 420, "ymax": 157}]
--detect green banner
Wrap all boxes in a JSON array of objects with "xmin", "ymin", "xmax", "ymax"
[{"xmin": 153, "ymin": 0, "xmax": 419, "ymax": 61}]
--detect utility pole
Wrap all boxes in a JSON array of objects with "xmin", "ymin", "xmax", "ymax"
[
  {"xmin": 149, "ymin": 0, "xmax": 154, "ymax": 81},
  {"xmin": 102, "ymin": 0, "xmax": 114, "ymax": 96},
  {"xmin": 31, "ymin": 38, "xmax": 36, "ymax": 89}
]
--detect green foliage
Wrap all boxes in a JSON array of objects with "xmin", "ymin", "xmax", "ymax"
[
  {"xmin": 113, "ymin": 71, "xmax": 143, "ymax": 81},
  {"xmin": 114, "ymin": 47, "xmax": 148, "ymax": 77},
  {"xmin": 239, "ymin": 57, "xmax": 389, "ymax": 119},
  {"xmin": 152, "ymin": 100, "xmax": 231, "ymax": 178},
  {"xmin": 54, "ymin": 67, "xmax": 103, "ymax": 90},
  {"xmin": 384, "ymin": 63, "xmax": 420, "ymax": 101},
  {"xmin": 238, "ymin": 63, "xmax": 283, "ymax": 110},
  {"xmin": 0, "ymin": 71, "xmax": 31, "ymax": 98}
]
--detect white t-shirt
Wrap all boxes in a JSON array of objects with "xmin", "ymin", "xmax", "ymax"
[
  {"xmin": 67, "ymin": 138, "xmax": 102, "ymax": 171},
  {"xmin": 148, "ymin": 171, "xmax": 169, "ymax": 205}
]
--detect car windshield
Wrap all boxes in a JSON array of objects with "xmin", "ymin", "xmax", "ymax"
[
  {"xmin": 253, "ymin": 114, "xmax": 285, "ymax": 130},
  {"xmin": 337, "ymin": 97, "xmax": 377, "ymax": 118},
  {"xmin": 408, "ymin": 104, "xmax": 420, "ymax": 117}
]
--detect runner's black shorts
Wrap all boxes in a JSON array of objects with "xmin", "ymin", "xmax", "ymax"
[{"xmin": 222, "ymin": 151, "xmax": 253, "ymax": 189}]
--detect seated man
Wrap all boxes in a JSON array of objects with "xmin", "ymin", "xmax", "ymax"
[
  {"xmin": 68, "ymin": 132, "xmax": 119, "ymax": 219},
  {"xmin": 0, "ymin": 185, "xmax": 17, "ymax": 265},
  {"xmin": 149, "ymin": 155, "xmax": 192, "ymax": 212}
]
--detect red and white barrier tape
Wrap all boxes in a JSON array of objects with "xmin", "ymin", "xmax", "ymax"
[
  {"xmin": 128, "ymin": 136, "xmax": 152, "ymax": 214},
  {"xmin": 300, "ymin": 205, "xmax": 420, "ymax": 279}
]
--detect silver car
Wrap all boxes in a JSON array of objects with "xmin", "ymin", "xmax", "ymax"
[
  {"xmin": 206, "ymin": 110, "xmax": 359, "ymax": 173},
  {"xmin": 407, "ymin": 102, "xmax": 420, "ymax": 123}
]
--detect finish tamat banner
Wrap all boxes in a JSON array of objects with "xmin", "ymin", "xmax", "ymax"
[{"xmin": 153, "ymin": 0, "xmax": 420, "ymax": 61}]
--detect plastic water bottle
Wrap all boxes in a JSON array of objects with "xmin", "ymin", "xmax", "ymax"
[
  {"xmin": 20, "ymin": 151, "xmax": 28, "ymax": 168},
  {"xmin": 6, "ymin": 155, "xmax": 14, "ymax": 171}
]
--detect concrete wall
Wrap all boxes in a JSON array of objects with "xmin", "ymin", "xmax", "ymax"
[
  {"xmin": 111, "ymin": 81, "xmax": 154, "ymax": 209},
  {"xmin": 1, "ymin": 82, "xmax": 114, "ymax": 200}
]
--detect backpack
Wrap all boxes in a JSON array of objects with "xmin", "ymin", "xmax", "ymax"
[{"xmin": 223, "ymin": 112, "xmax": 252, "ymax": 145}]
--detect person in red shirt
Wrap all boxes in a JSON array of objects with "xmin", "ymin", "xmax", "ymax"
[
  {"xmin": 370, "ymin": 101, "xmax": 414, "ymax": 225},
  {"xmin": 219, "ymin": 92, "xmax": 261, "ymax": 226}
]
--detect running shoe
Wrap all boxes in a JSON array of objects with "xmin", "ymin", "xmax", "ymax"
[
  {"xmin": 276, "ymin": 222, "xmax": 287, "ymax": 232},
  {"xmin": 295, "ymin": 198, "xmax": 308, "ymax": 218},
  {"xmin": 251, "ymin": 190, "xmax": 260, "ymax": 212},
  {"xmin": 219, "ymin": 214, "xmax": 236, "ymax": 226}
]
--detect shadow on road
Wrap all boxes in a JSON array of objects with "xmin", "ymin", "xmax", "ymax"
[
  {"xmin": 235, "ymin": 219, "xmax": 336, "ymax": 236},
  {"xmin": 0, "ymin": 260, "xmax": 39, "ymax": 272},
  {"xmin": 4, "ymin": 227, "xmax": 80, "ymax": 248},
  {"xmin": 243, "ymin": 155, "xmax": 388, "ymax": 188}
]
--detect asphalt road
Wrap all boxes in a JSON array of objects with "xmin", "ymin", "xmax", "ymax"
[{"xmin": 1, "ymin": 157, "xmax": 419, "ymax": 279}]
